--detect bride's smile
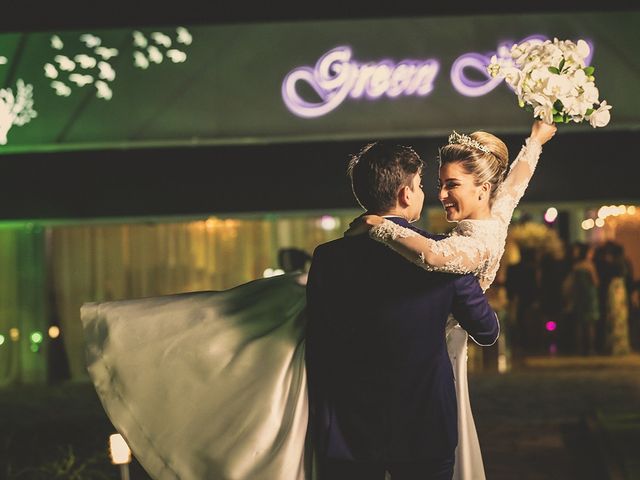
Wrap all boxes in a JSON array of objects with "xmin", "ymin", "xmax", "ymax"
[{"xmin": 438, "ymin": 162, "xmax": 491, "ymax": 222}]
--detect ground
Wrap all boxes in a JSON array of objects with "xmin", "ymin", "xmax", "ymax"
[{"xmin": 2, "ymin": 354, "xmax": 639, "ymax": 479}]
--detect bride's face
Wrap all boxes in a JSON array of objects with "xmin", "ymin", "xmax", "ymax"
[{"xmin": 438, "ymin": 162, "xmax": 484, "ymax": 222}]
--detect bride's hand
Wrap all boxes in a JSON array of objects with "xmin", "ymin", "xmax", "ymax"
[
  {"xmin": 530, "ymin": 119, "xmax": 557, "ymax": 146},
  {"xmin": 344, "ymin": 215, "xmax": 384, "ymax": 236}
]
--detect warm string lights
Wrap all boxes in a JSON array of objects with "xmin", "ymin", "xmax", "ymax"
[
  {"xmin": 0, "ymin": 327, "xmax": 62, "ymax": 350},
  {"xmin": 582, "ymin": 204, "xmax": 637, "ymax": 230}
]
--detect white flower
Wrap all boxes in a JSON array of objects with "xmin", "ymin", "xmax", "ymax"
[
  {"xmin": 589, "ymin": 100, "xmax": 612, "ymax": 127},
  {"xmin": 576, "ymin": 40, "xmax": 590, "ymax": 60},
  {"xmin": 543, "ymin": 74, "xmax": 573, "ymax": 99},
  {"xmin": 570, "ymin": 69, "xmax": 589, "ymax": 88},
  {"xmin": 487, "ymin": 55, "xmax": 501, "ymax": 77},
  {"xmin": 496, "ymin": 37, "xmax": 611, "ymax": 127},
  {"xmin": 528, "ymin": 92, "xmax": 553, "ymax": 108},
  {"xmin": 534, "ymin": 104, "xmax": 554, "ymax": 124},
  {"xmin": 503, "ymin": 67, "xmax": 523, "ymax": 89},
  {"xmin": 581, "ymin": 82, "xmax": 599, "ymax": 104}
]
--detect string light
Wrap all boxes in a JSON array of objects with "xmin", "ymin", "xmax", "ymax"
[
  {"xmin": 582, "ymin": 204, "xmax": 637, "ymax": 231},
  {"xmin": 49, "ymin": 326, "xmax": 61, "ymax": 339},
  {"xmin": 30, "ymin": 331, "xmax": 43, "ymax": 344},
  {"xmin": 581, "ymin": 219, "xmax": 594, "ymax": 230},
  {"xmin": 9, "ymin": 328, "xmax": 19, "ymax": 341},
  {"xmin": 544, "ymin": 207, "xmax": 558, "ymax": 223}
]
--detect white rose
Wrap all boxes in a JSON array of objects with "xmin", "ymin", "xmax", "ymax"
[{"xmin": 589, "ymin": 100, "xmax": 612, "ymax": 128}]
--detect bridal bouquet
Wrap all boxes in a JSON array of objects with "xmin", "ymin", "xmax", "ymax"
[{"xmin": 487, "ymin": 38, "xmax": 611, "ymax": 127}]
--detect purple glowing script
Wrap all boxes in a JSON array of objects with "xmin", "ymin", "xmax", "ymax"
[{"xmin": 282, "ymin": 36, "xmax": 594, "ymax": 118}]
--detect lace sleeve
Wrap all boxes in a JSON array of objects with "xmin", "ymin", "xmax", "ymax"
[
  {"xmin": 491, "ymin": 137, "xmax": 542, "ymax": 225},
  {"xmin": 369, "ymin": 219, "xmax": 491, "ymax": 275}
]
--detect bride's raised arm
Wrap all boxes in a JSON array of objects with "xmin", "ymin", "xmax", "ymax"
[{"xmin": 491, "ymin": 120, "xmax": 556, "ymax": 225}]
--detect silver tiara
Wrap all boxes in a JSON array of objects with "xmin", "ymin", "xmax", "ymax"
[{"xmin": 448, "ymin": 131, "xmax": 491, "ymax": 154}]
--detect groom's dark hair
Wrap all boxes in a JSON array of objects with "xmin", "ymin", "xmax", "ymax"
[{"xmin": 347, "ymin": 142, "xmax": 423, "ymax": 213}]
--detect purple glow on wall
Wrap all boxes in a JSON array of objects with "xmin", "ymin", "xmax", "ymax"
[
  {"xmin": 451, "ymin": 35, "xmax": 595, "ymax": 97},
  {"xmin": 282, "ymin": 46, "xmax": 440, "ymax": 118}
]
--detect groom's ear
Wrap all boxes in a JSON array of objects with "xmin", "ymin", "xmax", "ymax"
[{"xmin": 398, "ymin": 185, "xmax": 411, "ymax": 207}]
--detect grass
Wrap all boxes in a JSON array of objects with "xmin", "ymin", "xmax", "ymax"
[{"xmin": 0, "ymin": 382, "xmax": 150, "ymax": 480}]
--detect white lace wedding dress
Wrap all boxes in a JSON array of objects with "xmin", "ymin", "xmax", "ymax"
[
  {"xmin": 367, "ymin": 137, "xmax": 543, "ymax": 480},
  {"xmin": 81, "ymin": 138, "xmax": 542, "ymax": 480}
]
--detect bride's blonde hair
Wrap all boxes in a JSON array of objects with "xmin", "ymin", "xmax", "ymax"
[{"xmin": 439, "ymin": 131, "xmax": 509, "ymax": 205}]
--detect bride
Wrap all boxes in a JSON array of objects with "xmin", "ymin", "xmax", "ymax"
[
  {"xmin": 81, "ymin": 120, "xmax": 555, "ymax": 480},
  {"xmin": 346, "ymin": 119, "xmax": 556, "ymax": 479}
]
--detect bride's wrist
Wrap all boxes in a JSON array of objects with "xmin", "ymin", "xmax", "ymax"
[{"xmin": 526, "ymin": 136, "xmax": 543, "ymax": 150}]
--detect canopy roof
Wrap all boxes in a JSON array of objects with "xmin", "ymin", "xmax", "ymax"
[{"xmin": 0, "ymin": 10, "xmax": 638, "ymax": 155}]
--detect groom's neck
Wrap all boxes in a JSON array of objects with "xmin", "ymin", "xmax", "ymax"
[{"xmin": 378, "ymin": 207, "xmax": 409, "ymax": 219}]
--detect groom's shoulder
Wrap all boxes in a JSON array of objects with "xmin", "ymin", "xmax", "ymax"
[{"xmin": 311, "ymin": 237, "xmax": 348, "ymax": 260}]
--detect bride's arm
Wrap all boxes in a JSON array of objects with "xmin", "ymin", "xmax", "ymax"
[
  {"xmin": 491, "ymin": 120, "xmax": 556, "ymax": 224},
  {"xmin": 368, "ymin": 219, "xmax": 490, "ymax": 275}
]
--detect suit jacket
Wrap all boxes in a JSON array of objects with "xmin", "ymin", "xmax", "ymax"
[{"xmin": 305, "ymin": 217, "xmax": 499, "ymax": 463}]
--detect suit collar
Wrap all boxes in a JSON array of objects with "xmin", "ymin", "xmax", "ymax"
[{"xmin": 384, "ymin": 216, "xmax": 412, "ymax": 228}]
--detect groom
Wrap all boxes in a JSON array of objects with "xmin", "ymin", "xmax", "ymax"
[{"xmin": 305, "ymin": 142, "xmax": 499, "ymax": 480}]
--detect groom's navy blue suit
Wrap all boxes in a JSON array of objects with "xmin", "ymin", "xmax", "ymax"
[{"xmin": 305, "ymin": 217, "xmax": 499, "ymax": 476}]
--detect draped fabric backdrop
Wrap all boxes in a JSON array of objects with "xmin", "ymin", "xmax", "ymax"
[
  {"xmin": 4, "ymin": 211, "xmax": 391, "ymax": 384},
  {"xmin": 0, "ymin": 225, "xmax": 47, "ymax": 386},
  {"xmin": 11, "ymin": 208, "xmax": 637, "ymax": 384}
]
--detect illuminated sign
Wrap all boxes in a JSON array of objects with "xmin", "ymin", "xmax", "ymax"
[
  {"xmin": 283, "ymin": 35, "xmax": 596, "ymax": 117},
  {"xmin": 282, "ymin": 46, "xmax": 440, "ymax": 118}
]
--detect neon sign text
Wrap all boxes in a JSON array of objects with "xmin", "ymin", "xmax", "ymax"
[
  {"xmin": 282, "ymin": 46, "xmax": 440, "ymax": 118},
  {"xmin": 283, "ymin": 37, "xmax": 596, "ymax": 117}
]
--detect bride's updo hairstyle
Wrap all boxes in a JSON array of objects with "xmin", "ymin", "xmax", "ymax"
[{"xmin": 439, "ymin": 131, "xmax": 509, "ymax": 205}]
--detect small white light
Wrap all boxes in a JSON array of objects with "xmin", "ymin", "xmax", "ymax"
[
  {"xmin": 597, "ymin": 206, "xmax": 609, "ymax": 219},
  {"xmin": 595, "ymin": 218, "xmax": 605, "ymax": 228},
  {"xmin": 109, "ymin": 434, "xmax": 131, "ymax": 465},
  {"xmin": 628, "ymin": 206, "xmax": 637, "ymax": 215},
  {"xmin": 581, "ymin": 219, "xmax": 595, "ymax": 230},
  {"xmin": 544, "ymin": 207, "xmax": 558, "ymax": 223},
  {"xmin": 0, "ymin": 335, "xmax": 5, "ymax": 346},
  {"xmin": 319, "ymin": 215, "xmax": 339, "ymax": 231}
]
